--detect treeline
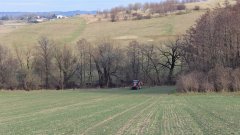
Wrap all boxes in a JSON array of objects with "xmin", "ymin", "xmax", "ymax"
[
  {"xmin": 0, "ymin": 38, "xmax": 182, "ymax": 90},
  {"xmin": 98, "ymin": 0, "xmax": 201, "ymax": 22},
  {"xmin": 2, "ymin": 1, "xmax": 239, "ymax": 92},
  {"xmin": 177, "ymin": 1, "xmax": 240, "ymax": 92}
]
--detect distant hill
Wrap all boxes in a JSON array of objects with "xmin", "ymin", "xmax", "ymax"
[
  {"xmin": 0, "ymin": 10, "xmax": 97, "ymax": 17},
  {"xmin": 0, "ymin": 11, "xmax": 204, "ymax": 48}
]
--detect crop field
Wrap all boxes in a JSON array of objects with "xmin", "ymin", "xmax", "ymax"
[{"xmin": 0, "ymin": 87, "xmax": 239, "ymax": 135}]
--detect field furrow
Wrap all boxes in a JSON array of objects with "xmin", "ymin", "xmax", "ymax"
[{"xmin": 0, "ymin": 87, "xmax": 239, "ymax": 135}]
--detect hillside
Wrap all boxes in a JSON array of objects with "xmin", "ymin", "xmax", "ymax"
[
  {"xmin": 0, "ymin": 18, "xmax": 86, "ymax": 47},
  {"xmin": 0, "ymin": 11, "xmax": 204, "ymax": 47},
  {"xmin": 186, "ymin": 0, "xmax": 237, "ymax": 9},
  {"xmin": 79, "ymin": 11, "xmax": 204, "ymax": 44},
  {"xmin": 1, "ymin": 0, "xmax": 236, "ymax": 47}
]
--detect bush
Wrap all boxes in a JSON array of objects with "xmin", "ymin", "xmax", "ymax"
[
  {"xmin": 177, "ymin": 71, "xmax": 203, "ymax": 92},
  {"xmin": 136, "ymin": 14, "xmax": 143, "ymax": 20},
  {"xmin": 175, "ymin": 11, "xmax": 188, "ymax": 15},
  {"xmin": 177, "ymin": 4, "xmax": 186, "ymax": 10},
  {"xmin": 110, "ymin": 14, "xmax": 117, "ymax": 22},
  {"xmin": 193, "ymin": 6, "xmax": 200, "ymax": 10},
  {"xmin": 208, "ymin": 66, "xmax": 232, "ymax": 92},
  {"xmin": 143, "ymin": 14, "xmax": 151, "ymax": 19},
  {"xmin": 177, "ymin": 66, "xmax": 240, "ymax": 92},
  {"xmin": 200, "ymin": 78, "xmax": 214, "ymax": 92},
  {"xmin": 124, "ymin": 16, "xmax": 128, "ymax": 21}
]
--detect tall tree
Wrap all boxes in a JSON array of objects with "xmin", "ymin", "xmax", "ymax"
[
  {"xmin": 93, "ymin": 39, "xmax": 124, "ymax": 87},
  {"xmin": 35, "ymin": 37, "xmax": 54, "ymax": 89},
  {"xmin": 54, "ymin": 45, "xmax": 78, "ymax": 89},
  {"xmin": 158, "ymin": 39, "xmax": 182, "ymax": 84}
]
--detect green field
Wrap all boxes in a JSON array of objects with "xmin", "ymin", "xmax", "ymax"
[{"xmin": 0, "ymin": 87, "xmax": 239, "ymax": 135}]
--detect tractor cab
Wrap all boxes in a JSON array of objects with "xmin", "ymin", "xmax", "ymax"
[{"xmin": 131, "ymin": 80, "xmax": 142, "ymax": 90}]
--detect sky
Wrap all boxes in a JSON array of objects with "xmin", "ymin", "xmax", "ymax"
[{"xmin": 0, "ymin": 0, "xmax": 163, "ymax": 12}]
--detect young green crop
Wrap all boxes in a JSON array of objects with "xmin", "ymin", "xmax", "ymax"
[{"xmin": 0, "ymin": 87, "xmax": 239, "ymax": 135}]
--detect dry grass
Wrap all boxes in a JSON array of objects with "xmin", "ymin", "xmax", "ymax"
[
  {"xmin": 0, "ymin": 18, "xmax": 86, "ymax": 48},
  {"xmin": 0, "ymin": 21, "xmax": 27, "ymax": 36},
  {"xmin": 185, "ymin": 0, "xmax": 237, "ymax": 10},
  {"xmin": 78, "ymin": 11, "xmax": 204, "ymax": 45},
  {"xmin": 0, "ymin": 0, "xmax": 237, "ymax": 48},
  {"xmin": 0, "ymin": 11, "xmax": 204, "ymax": 48}
]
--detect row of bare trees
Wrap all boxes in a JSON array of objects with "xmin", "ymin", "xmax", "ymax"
[
  {"xmin": 0, "ymin": 37, "xmax": 182, "ymax": 90},
  {"xmin": 99, "ymin": 0, "xmax": 200, "ymax": 22},
  {"xmin": 177, "ymin": 1, "xmax": 240, "ymax": 92}
]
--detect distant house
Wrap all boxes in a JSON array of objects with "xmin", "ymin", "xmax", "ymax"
[
  {"xmin": 28, "ymin": 17, "xmax": 48, "ymax": 23},
  {"xmin": 56, "ymin": 15, "xmax": 68, "ymax": 19},
  {"xmin": 36, "ymin": 18, "xmax": 48, "ymax": 23}
]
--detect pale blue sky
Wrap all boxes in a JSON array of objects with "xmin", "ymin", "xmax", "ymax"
[{"xmin": 0, "ymin": 0, "xmax": 163, "ymax": 12}]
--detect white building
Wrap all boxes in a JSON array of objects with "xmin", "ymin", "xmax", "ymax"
[{"xmin": 56, "ymin": 15, "xmax": 68, "ymax": 19}]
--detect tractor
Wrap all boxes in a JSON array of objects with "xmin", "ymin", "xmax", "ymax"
[{"xmin": 131, "ymin": 80, "xmax": 143, "ymax": 90}]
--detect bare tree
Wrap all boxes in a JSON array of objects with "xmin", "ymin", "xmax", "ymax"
[
  {"xmin": 54, "ymin": 45, "xmax": 78, "ymax": 89},
  {"xmin": 127, "ymin": 41, "xmax": 141, "ymax": 80},
  {"xmin": 158, "ymin": 39, "xmax": 182, "ymax": 84},
  {"xmin": 93, "ymin": 39, "xmax": 124, "ymax": 87},
  {"xmin": 141, "ymin": 44, "xmax": 162, "ymax": 85},
  {"xmin": 15, "ymin": 46, "xmax": 39, "ymax": 90},
  {"xmin": 34, "ymin": 37, "xmax": 54, "ymax": 89},
  {"xmin": 0, "ymin": 45, "xmax": 18, "ymax": 89},
  {"xmin": 76, "ymin": 39, "xmax": 94, "ymax": 87},
  {"xmin": 178, "ymin": 2, "xmax": 240, "ymax": 92}
]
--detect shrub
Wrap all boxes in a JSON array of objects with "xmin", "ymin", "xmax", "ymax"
[
  {"xmin": 143, "ymin": 14, "xmax": 151, "ymax": 19},
  {"xmin": 124, "ymin": 16, "xmax": 128, "ymax": 21},
  {"xmin": 175, "ymin": 11, "xmax": 187, "ymax": 15},
  {"xmin": 110, "ymin": 14, "xmax": 117, "ymax": 22},
  {"xmin": 177, "ymin": 71, "xmax": 203, "ymax": 92},
  {"xmin": 200, "ymin": 78, "xmax": 214, "ymax": 92},
  {"xmin": 177, "ymin": 66, "xmax": 240, "ymax": 92},
  {"xmin": 194, "ymin": 6, "xmax": 200, "ymax": 10},
  {"xmin": 208, "ymin": 66, "xmax": 232, "ymax": 92},
  {"xmin": 177, "ymin": 4, "xmax": 186, "ymax": 10},
  {"xmin": 136, "ymin": 14, "xmax": 143, "ymax": 20}
]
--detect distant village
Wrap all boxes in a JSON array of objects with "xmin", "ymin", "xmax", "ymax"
[
  {"xmin": 27, "ymin": 14, "xmax": 68, "ymax": 23},
  {"xmin": 0, "ymin": 14, "xmax": 68, "ymax": 23}
]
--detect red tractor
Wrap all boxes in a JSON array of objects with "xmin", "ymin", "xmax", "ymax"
[{"xmin": 131, "ymin": 80, "xmax": 143, "ymax": 90}]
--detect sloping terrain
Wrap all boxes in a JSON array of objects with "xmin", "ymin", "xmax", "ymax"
[
  {"xmin": 0, "ymin": 0, "xmax": 236, "ymax": 47},
  {"xmin": 186, "ymin": 0, "xmax": 237, "ymax": 9},
  {"xmin": 0, "ymin": 11, "xmax": 204, "ymax": 47},
  {"xmin": 0, "ymin": 18, "xmax": 86, "ymax": 47},
  {"xmin": 79, "ymin": 11, "xmax": 204, "ymax": 44}
]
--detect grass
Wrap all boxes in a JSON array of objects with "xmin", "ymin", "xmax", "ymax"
[
  {"xmin": 0, "ymin": 11, "xmax": 204, "ymax": 48},
  {"xmin": 79, "ymin": 11, "xmax": 204, "ymax": 44},
  {"xmin": 185, "ymin": 0, "xmax": 237, "ymax": 9},
  {"xmin": 0, "ymin": 18, "xmax": 86, "ymax": 48},
  {"xmin": 0, "ymin": 0, "xmax": 237, "ymax": 48},
  {"xmin": 0, "ymin": 86, "xmax": 239, "ymax": 135}
]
